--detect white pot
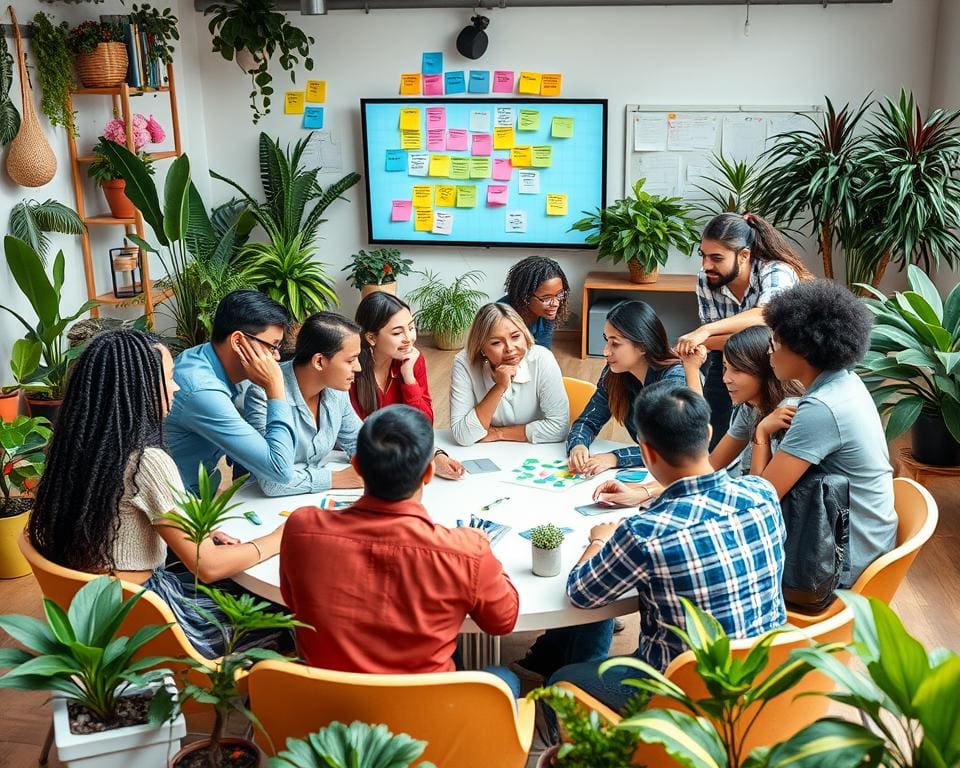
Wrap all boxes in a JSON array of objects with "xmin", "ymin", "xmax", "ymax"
[
  {"xmin": 235, "ymin": 47, "xmax": 266, "ymax": 74},
  {"xmin": 532, "ymin": 545, "xmax": 562, "ymax": 577},
  {"xmin": 53, "ymin": 676, "xmax": 186, "ymax": 768}
]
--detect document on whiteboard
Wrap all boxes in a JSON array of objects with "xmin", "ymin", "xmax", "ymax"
[
  {"xmin": 633, "ymin": 114, "xmax": 668, "ymax": 151},
  {"xmin": 667, "ymin": 115, "xmax": 718, "ymax": 151},
  {"xmin": 635, "ymin": 154, "xmax": 681, "ymax": 197},
  {"xmin": 722, "ymin": 116, "xmax": 768, "ymax": 163}
]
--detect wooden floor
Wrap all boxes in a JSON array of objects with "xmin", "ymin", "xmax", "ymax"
[{"xmin": 1, "ymin": 334, "xmax": 957, "ymax": 766}]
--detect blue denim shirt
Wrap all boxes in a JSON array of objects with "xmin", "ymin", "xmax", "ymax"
[
  {"xmin": 499, "ymin": 295, "xmax": 554, "ymax": 349},
  {"xmin": 165, "ymin": 343, "xmax": 296, "ymax": 491}
]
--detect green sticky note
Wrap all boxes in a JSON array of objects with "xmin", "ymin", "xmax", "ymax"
[
  {"xmin": 449, "ymin": 157, "xmax": 470, "ymax": 179},
  {"xmin": 551, "ymin": 116, "xmax": 574, "ymax": 138},
  {"xmin": 518, "ymin": 109, "xmax": 540, "ymax": 131},
  {"xmin": 469, "ymin": 156, "xmax": 491, "ymax": 179},
  {"xmin": 532, "ymin": 145, "xmax": 553, "ymax": 168},
  {"xmin": 456, "ymin": 185, "xmax": 477, "ymax": 208}
]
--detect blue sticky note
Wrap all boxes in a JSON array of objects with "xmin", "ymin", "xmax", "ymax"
[
  {"xmin": 468, "ymin": 70, "xmax": 490, "ymax": 94},
  {"xmin": 444, "ymin": 70, "xmax": 466, "ymax": 95},
  {"xmin": 303, "ymin": 106, "xmax": 324, "ymax": 129},
  {"xmin": 422, "ymin": 51, "xmax": 443, "ymax": 75},
  {"xmin": 385, "ymin": 149, "xmax": 406, "ymax": 172}
]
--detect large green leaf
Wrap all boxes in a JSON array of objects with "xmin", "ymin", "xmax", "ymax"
[
  {"xmin": 913, "ymin": 655, "xmax": 960, "ymax": 764},
  {"xmin": 907, "ymin": 264, "xmax": 944, "ymax": 320},
  {"xmin": 3, "ymin": 236, "xmax": 57, "ymax": 329},
  {"xmin": 759, "ymin": 718, "xmax": 884, "ymax": 768},
  {"xmin": 618, "ymin": 709, "xmax": 726, "ymax": 768},
  {"xmin": 162, "ymin": 154, "xmax": 192, "ymax": 242},
  {"xmin": 867, "ymin": 598, "xmax": 931, "ymax": 717},
  {"xmin": 96, "ymin": 142, "xmax": 167, "ymax": 246},
  {"xmin": 10, "ymin": 338, "xmax": 41, "ymax": 384}
]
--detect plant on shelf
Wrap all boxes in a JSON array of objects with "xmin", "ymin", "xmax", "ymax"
[
  {"xmin": 89, "ymin": 112, "xmax": 164, "ymax": 219},
  {"xmin": 529, "ymin": 523, "xmax": 566, "ymax": 577},
  {"xmin": 569, "ymin": 178, "xmax": 700, "ymax": 284},
  {"xmin": 204, "ymin": 0, "xmax": 315, "ymax": 123},
  {"xmin": 66, "ymin": 19, "xmax": 123, "ymax": 54},
  {"xmin": 342, "ymin": 248, "xmax": 414, "ymax": 295},
  {"xmin": 0, "ymin": 414, "xmax": 50, "ymax": 577},
  {"xmin": 130, "ymin": 3, "xmax": 180, "ymax": 67},
  {"xmin": 268, "ymin": 721, "xmax": 436, "ymax": 768},
  {"xmin": 8, "ymin": 199, "xmax": 85, "ymax": 264},
  {"xmin": 405, "ymin": 269, "xmax": 487, "ymax": 351},
  {"xmin": 689, "ymin": 153, "xmax": 764, "ymax": 219},
  {"xmin": 0, "ymin": 32, "xmax": 20, "ymax": 146},
  {"xmin": 68, "ymin": 19, "xmax": 128, "ymax": 89},
  {"xmin": 29, "ymin": 12, "xmax": 75, "ymax": 132}
]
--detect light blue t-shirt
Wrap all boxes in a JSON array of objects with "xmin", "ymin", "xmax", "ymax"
[
  {"xmin": 778, "ymin": 369, "xmax": 896, "ymax": 585},
  {"xmin": 727, "ymin": 397, "xmax": 801, "ymax": 476}
]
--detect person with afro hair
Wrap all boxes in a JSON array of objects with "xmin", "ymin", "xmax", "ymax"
[
  {"xmin": 500, "ymin": 255, "xmax": 569, "ymax": 350},
  {"xmin": 754, "ymin": 279, "xmax": 896, "ymax": 585}
]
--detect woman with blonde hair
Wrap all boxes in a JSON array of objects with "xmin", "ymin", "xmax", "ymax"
[{"xmin": 449, "ymin": 303, "xmax": 569, "ymax": 446}]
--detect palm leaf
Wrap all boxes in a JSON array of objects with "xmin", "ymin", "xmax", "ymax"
[
  {"xmin": 301, "ymin": 172, "xmax": 361, "ymax": 247},
  {"xmin": 8, "ymin": 200, "xmax": 84, "ymax": 264}
]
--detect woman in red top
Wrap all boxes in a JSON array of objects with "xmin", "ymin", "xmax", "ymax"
[{"xmin": 351, "ymin": 291, "xmax": 465, "ymax": 480}]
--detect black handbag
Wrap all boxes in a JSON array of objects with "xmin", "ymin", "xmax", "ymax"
[{"xmin": 779, "ymin": 467, "xmax": 851, "ymax": 613}]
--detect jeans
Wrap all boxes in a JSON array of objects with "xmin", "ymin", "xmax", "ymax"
[
  {"xmin": 452, "ymin": 646, "xmax": 521, "ymax": 699},
  {"xmin": 703, "ymin": 351, "xmax": 732, "ymax": 450},
  {"xmin": 521, "ymin": 619, "xmax": 616, "ymax": 679},
  {"xmin": 547, "ymin": 654, "xmax": 648, "ymax": 714}
]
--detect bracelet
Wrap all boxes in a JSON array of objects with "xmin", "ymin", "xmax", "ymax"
[
  {"xmin": 752, "ymin": 436, "xmax": 770, "ymax": 446},
  {"xmin": 588, "ymin": 538, "xmax": 606, "ymax": 548},
  {"xmin": 249, "ymin": 540, "xmax": 263, "ymax": 561},
  {"xmin": 640, "ymin": 486, "xmax": 652, "ymax": 501},
  {"xmin": 434, "ymin": 448, "xmax": 449, "ymax": 458}
]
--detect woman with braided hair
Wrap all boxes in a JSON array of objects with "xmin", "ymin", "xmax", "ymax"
[{"xmin": 500, "ymin": 255, "xmax": 570, "ymax": 349}]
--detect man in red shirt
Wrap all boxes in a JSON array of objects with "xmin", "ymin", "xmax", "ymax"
[{"xmin": 280, "ymin": 404, "xmax": 520, "ymax": 692}]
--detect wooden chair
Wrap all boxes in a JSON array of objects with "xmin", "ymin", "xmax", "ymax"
[
  {"xmin": 247, "ymin": 659, "xmax": 535, "ymax": 767},
  {"xmin": 562, "ymin": 376, "xmax": 597, "ymax": 424},
  {"xmin": 558, "ymin": 607, "xmax": 854, "ymax": 767},
  {"xmin": 786, "ymin": 477, "xmax": 938, "ymax": 628}
]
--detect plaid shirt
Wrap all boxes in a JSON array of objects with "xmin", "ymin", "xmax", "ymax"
[
  {"xmin": 567, "ymin": 470, "xmax": 786, "ymax": 671},
  {"xmin": 697, "ymin": 258, "xmax": 800, "ymax": 324}
]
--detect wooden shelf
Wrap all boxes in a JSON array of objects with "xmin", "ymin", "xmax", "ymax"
[
  {"xmin": 583, "ymin": 271, "xmax": 698, "ymax": 293},
  {"xmin": 72, "ymin": 84, "xmax": 170, "ymax": 96},
  {"xmin": 84, "ymin": 214, "xmax": 137, "ymax": 226},
  {"xmin": 77, "ymin": 150, "xmax": 179, "ymax": 164},
  {"xmin": 96, "ymin": 281, "xmax": 173, "ymax": 306}
]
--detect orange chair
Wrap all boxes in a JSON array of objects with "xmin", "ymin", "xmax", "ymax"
[
  {"xmin": 786, "ymin": 477, "xmax": 938, "ymax": 627},
  {"xmin": 563, "ymin": 376, "xmax": 597, "ymax": 424},
  {"xmin": 247, "ymin": 659, "xmax": 535, "ymax": 767},
  {"xmin": 559, "ymin": 607, "xmax": 854, "ymax": 767}
]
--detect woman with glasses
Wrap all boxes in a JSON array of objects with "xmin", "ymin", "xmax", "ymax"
[{"xmin": 499, "ymin": 255, "xmax": 570, "ymax": 349}]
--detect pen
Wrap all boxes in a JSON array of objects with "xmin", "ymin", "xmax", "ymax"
[{"xmin": 481, "ymin": 496, "xmax": 510, "ymax": 512}]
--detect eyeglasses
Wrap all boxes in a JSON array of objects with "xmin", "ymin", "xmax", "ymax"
[
  {"xmin": 532, "ymin": 290, "xmax": 568, "ymax": 307},
  {"xmin": 241, "ymin": 331, "xmax": 283, "ymax": 356}
]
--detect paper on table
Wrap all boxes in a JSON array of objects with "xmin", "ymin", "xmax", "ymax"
[
  {"xmin": 284, "ymin": 91, "xmax": 305, "ymax": 114},
  {"xmin": 492, "ymin": 70, "xmax": 515, "ymax": 93},
  {"xmin": 667, "ymin": 114, "xmax": 718, "ymax": 151},
  {"xmin": 411, "ymin": 185, "xmax": 433, "ymax": 208},
  {"xmin": 518, "ymin": 71, "xmax": 542, "ymax": 95},
  {"xmin": 399, "ymin": 73, "xmax": 421, "ymax": 95},
  {"xmin": 487, "ymin": 184, "xmax": 509, "ymax": 206},
  {"xmin": 414, "ymin": 208, "xmax": 433, "ymax": 231},
  {"xmin": 422, "ymin": 51, "xmax": 443, "ymax": 74},
  {"xmin": 423, "ymin": 74, "xmax": 443, "ymax": 96},
  {"xmin": 551, "ymin": 116, "xmax": 574, "ymax": 138},
  {"xmin": 385, "ymin": 149, "xmax": 406, "ymax": 172},
  {"xmin": 305, "ymin": 80, "xmax": 326, "ymax": 103},
  {"xmin": 426, "ymin": 129, "xmax": 445, "ymax": 151},
  {"xmin": 493, "ymin": 126, "xmax": 515, "ymax": 150},
  {"xmin": 446, "ymin": 128, "xmax": 468, "ymax": 151},
  {"xmin": 428, "ymin": 154, "xmax": 451, "ymax": 177},
  {"xmin": 391, "ymin": 200, "xmax": 412, "ymax": 222},
  {"xmin": 469, "ymin": 110, "xmax": 491, "ymax": 133},
  {"xmin": 505, "ymin": 210, "xmax": 527, "ymax": 233},
  {"xmin": 492, "ymin": 158, "xmax": 513, "ymax": 181},
  {"xmin": 636, "ymin": 154, "xmax": 681, "ymax": 196},
  {"xmin": 471, "ymin": 133, "xmax": 492, "ymax": 156},
  {"xmin": 449, "ymin": 157, "xmax": 470, "ymax": 179},
  {"xmin": 517, "ymin": 169, "xmax": 540, "ymax": 194},
  {"xmin": 633, "ymin": 113, "xmax": 668, "ymax": 151},
  {"xmin": 469, "ymin": 157, "xmax": 491, "ymax": 178},
  {"xmin": 426, "ymin": 106, "xmax": 446, "ymax": 130},
  {"xmin": 407, "ymin": 152, "xmax": 429, "ymax": 176},
  {"xmin": 495, "ymin": 106, "xmax": 516, "ymax": 127},
  {"xmin": 722, "ymin": 115, "xmax": 767, "ymax": 163},
  {"xmin": 399, "ymin": 107, "xmax": 420, "ymax": 131},
  {"xmin": 531, "ymin": 145, "xmax": 552, "ymax": 168},
  {"xmin": 432, "ymin": 210, "xmax": 454, "ymax": 235},
  {"xmin": 444, "ymin": 71, "xmax": 466, "ymax": 94},
  {"xmin": 518, "ymin": 109, "xmax": 540, "ymax": 131},
  {"xmin": 504, "ymin": 457, "xmax": 589, "ymax": 492},
  {"xmin": 540, "ymin": 73, "xmax": 562, "ymax": 96},
  {"xmin": 456, "ymin": 185, "xmax": 477, "ymax": 208},
  {"xmin": 434, "ymin": 184, "xmax": 456, "ymax": 207},
  {"xmin": 545, "ymin": 193, "xmax": 568, "ymax": 216},
  {"xmin": 468, "ymin": 70, "xmax": 490, "ymax": 93}
]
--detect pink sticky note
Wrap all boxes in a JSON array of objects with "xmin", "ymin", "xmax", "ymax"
[
  {"xmin": 423, "ymin": 74, "xmax": 444, "ymax": 96},
  {"xmin": 487, "ymin": 184, "xmax": 509, "ymax": 206},
  {"xmin": 471, "ymin": 133, "xmax": 492, "ymax": 156},
  {"xmin": 446, "ymin": 128, "xmax": 468, "ymax": 151},
  {"xmin": 391, "ymin": 200, "xmax": 412, "ymax": 222},
  {"xmin": 493, "ymin": 158, "xmax": 513, "ymax": 181},
  {"xmin": 426, "ymin": 106, "xmax": 446, "ymax": 131},
  {"xmin": 427, "ymin": 129, "xmax": 445, "ymax": 151},
  {"xmin": 493, "ymin": 70, "xmax": 515, "ymax": 94}
]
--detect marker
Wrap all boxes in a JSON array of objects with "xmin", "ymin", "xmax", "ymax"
[
  {"xmin": 279, "ymin": 510, "xmax": 292, "ymax": 518},
  {"xmin": 481, "ymin": 496, "xmax": 510, "ymax": 512},
  {"xmin": 244, "ymin": 510, "xmax": 262, "ymax": 526}
]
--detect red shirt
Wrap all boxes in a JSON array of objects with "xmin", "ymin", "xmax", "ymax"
[
  {"xmin": 279, "ymin": 494, "xmax": 519, "ymax": 673},
  {"xmin": 349, "ymin": 355, "xmax": 434, "ymax": 423}
]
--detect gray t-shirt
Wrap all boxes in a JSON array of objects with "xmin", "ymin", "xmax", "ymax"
[
  {"xmin": 778, "ymin": 369, "xmax": 896, "ymax": 584},
  {"xmin": 727, "ymin": 397, "xmax": 802, "ymax": 476}
]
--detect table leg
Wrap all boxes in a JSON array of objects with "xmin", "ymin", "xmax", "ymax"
[{"xmin": 580, "ymin": 288, "xmax": 590, "ymax": 359}]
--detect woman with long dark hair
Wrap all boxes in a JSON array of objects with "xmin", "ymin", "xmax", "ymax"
[
  {"xmin": 29, "ymin": 330, "xmax": 283, "ymax": 658},
  {"xmin": 500, "ymin": 255, "xmax": 569, "ymax": 349}
]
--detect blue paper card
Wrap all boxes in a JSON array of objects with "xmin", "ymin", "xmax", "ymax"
[
  {"xmin": 385, "ymin": 149, "xmax": 406, "ymax": 172},
  {"xmin": 615, "ymin": 469, "xmax": 650, "ymax": 483},
  {"xmin": 422, "ymin": 51, "xmax": 443, "ymax": 75},
  {"xmin": 468, "ymin": 70, "xmax": 490, "ymax": 93},
  {"xmin": 303, "ymin": 106, "xmax": 324, "ymax": 129},
  {"xmin": 444, "ymin": 71, "xmax": 466, "ymax": 95}
]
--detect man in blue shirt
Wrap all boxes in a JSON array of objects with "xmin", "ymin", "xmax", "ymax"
[{"xmin": 166, "ymin": 290, "xmax": 296, "ymax": 491}]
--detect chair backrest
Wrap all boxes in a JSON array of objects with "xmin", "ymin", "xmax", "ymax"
[
  {"xmin": 562, "ymin": 376, "xmax": 597, "ymax": 424},
  {"xmin": 247, "ymin": 659, "xmax": 535, "ymax": 768}
]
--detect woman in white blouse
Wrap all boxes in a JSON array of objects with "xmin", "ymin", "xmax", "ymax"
[{"xmin": 450, "ymin": 303, "xmax": 569, "ymax": 446}]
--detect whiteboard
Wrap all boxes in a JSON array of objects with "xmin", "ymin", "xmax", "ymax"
[{"xmin": 623, "ymin": 104, "xmax": 822, "ymax": 203}]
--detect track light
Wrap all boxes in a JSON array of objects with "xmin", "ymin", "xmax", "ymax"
[
  {"xmin": 456, "ymin": 14, "xmax": 490, "ymax": 60},
  {"xmin": 301, "ymin": 0, "xmax": 327, "ymax": 15}
]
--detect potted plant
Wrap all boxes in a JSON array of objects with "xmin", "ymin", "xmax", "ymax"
[
  {"xmin": 8, "ymin": 198, "xmax": 85, "ymax": 264},
  {"xmin": 0, "ymin": 576, "xmax": 186, "ymax": 767},
  {"xmin": 569, "ymin": 178, "xmax": 699, "ymax": 284},
  {"xmin": 857, "ymin": 265, "xmax": 960, "ymax": 466},
  {"xmin": 88, "ymin": 112, "xmax": 164, "ymax": 219},
  {"xmin": 689, "ymin": 153, "xmax": 764, "ymax": 219},
  {"xmin": 405, "ymin": 270, "xmax": 487, "ymax": 351},
  {"xmin": 131, "ymin": 3, "xmax": 180, "ymax": 72},
  {"xmin": 268, "ymin": 721, "xmax": 435, "ymax": 768},
  {"xmin": 204, "ymin": 0, "xmax": 315, "ymax": 123},
  {"xmin": 0, "ymin": 415, "xmax": 50, "ymax": 579},
  {"xmin": 529, "ymin": 523, "xmax": 565, "ymax": 578},
  {"xmin": 29, "ymin": 12, "xmax": 74, "ymax": 132},
  {"xmin": 67, "ymin": 20, "xmax": 127, "ymax": 88},
  {"xmin": 342, "ymin": 248, "xmax": 414, "ymax": 298}
]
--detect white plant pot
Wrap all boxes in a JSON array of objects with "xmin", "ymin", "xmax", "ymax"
[
  {"xmin": 532, "ymin": 545, "xmax": 562, "ymax": 577},
  {"xmin": 235, "ymin": 47, "xmax": 266, "ymax": 74},
  {"xmin": 53, "ymin": 676, "xmax": 186, "ymax": 768}
]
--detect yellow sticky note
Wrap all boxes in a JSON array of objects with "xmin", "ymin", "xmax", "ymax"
[
  {"xmin": 469, "ymin": 157, "xmax": 491, "ymax": 179},
  {"xmin": 449, "ymin": 157, "xmax": 470, "ymax": 180},
  {"xmin": 435, "ymin": 184, "xmax": 456, "ymax": 207},
  {"xmin": 428, "ymin": 154, "xmax": 451, "ymax": 177},
  {"xmin": 306, "ymin": 80, "xmax": 327, "ymax": 103},
  {"xmin": 518, "ymin": 109, "xmax": 540, "ymax": 131},
  {"xmin": 400, "ymin": 73, "xmax": 421, "ymax": 95},
  {"xmin": 532, "ymin": 145, "xmax": 553, "ymax": 168},
  {"xmin": 414, "ymin": 207, "xmax": 434, "ymax": 231},
  {"xmin": 400, "ymin": 130, "xmax": 422, "ymax": 150},
  {"xmin": 399, "ymin": 107, "xmax": 421, "ymax": 131},
  {"xmin": 284, "ymin": 91, "xmax": 305, "ymax": 114},
  {"xmin": 411, "ymin": 185, "xmax": 433, "ymax": 208},
  {"xmin": 456, "ymin": 185, "xmax": 477, "ymax": 208},
  {"xmin": 510, "ymin": 145, "xmax": 533, "ymax": 167},
  {"xmin": 518, "ymin": 71, "xmax": 542, "ymax": 95},
  {"xmin": 551, "ymin": 116, "xmax": 574, "ymax": 138},
  {"xmin": 493, "ymin": 126, "xmax": 515, "ymax": 150},
  {"xmin": 540, "ymin": 73, "xmax": 562, "ymax": 96},
  {"xmin": 546, "ymin": 193, "xmax": 568, "ymax": 216}
]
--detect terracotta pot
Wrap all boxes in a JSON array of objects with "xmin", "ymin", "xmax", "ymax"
[
  {"xmin": 101, "ymin": 179, "xmax": 137, "ymax": 219},
  {"xmin": 0, "ymin": 390, "xmax": 19, "ymax": 422},
  {"xmin": 169, "ymin": 737, "xmax": 262, "ymax": 767},
  {"xmin": 627, "ymin": 261, "xmax": 659, "ymax": 284},
  {"xmin": 0, "ymin": 506, "xmax": 31, "ymax": 579},
  {"xmin": 360, "ymin": 281, "xmax": 398, "ymax": 299},
  {"xmin": 433, "ymin": 329, "xmax": 466, "ymax": 351},
  {"xmin": 536, "ymin": 744, "xmax": 561, "ymax": 767},
  {"xmin": 26, "ymin": 397, "xmax": 62, "ymax": 426}
]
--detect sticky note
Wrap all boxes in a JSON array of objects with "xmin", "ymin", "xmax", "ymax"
[
  {"xmin": 446, "ymin": 128, "xmax": 468, "ymax": 151},
  {"xmin": 399, "ymin": 107, "xmax": 421, "ymax": 131},
  {"xmin": 495, "ymin": 106, "xmax": 515, "ymax": 127},
  {"xmin": 552, "ymin": 116, "xmax": 574, "ymax": 138},
  {"xmin": 400, "ymin": 73, "xmax": 421, "ymax": 95},
  {"xmin": 385, "ymin": 149, "xmax": 406, "ymax": 172},
  {"xmin": 469, "ymin": 110, "xmax": 490, "ymax": 133},
  {"xmin": 426, "ymin": 106, "xmax": 446, "ymax": 130},
  {"xmin": 435, "ymin": 184, "xmax": 456, "ymax": 207},
  {"xmin": 444, "ymin": 71, "xmax": 466, "ymax": 94},
  {"xmin": 471, "ymin": 133, "xmax": 492, "ymax": 156},
  {"xmin": 422, "ymin": 51, "xmax": 443, "ymax": 75},
  {"xmin": 469, "ymin": 157, "xmax": 491, "ymax": 179},
  {"xmin": 391, "ymin": 200, "xmax": 412, "ymax": 221},
  {"xmin": 493, "ymin": 126, "xmax": 515, "ymax": 150},
  {"xmin": 423, "ymin": 74, "xmax": 444, "ymax": 96},
  {"xmin": 303, "ymin": 106, "xmax": 324, "ymax": 129},
  {"xmin": 468, "ymin": 70, "xmax": 490, "ymax": 93},
  {"xmin": 400, "ymin": 130, "xmax": 422, "ymax": 150},
  {"xmin": 407, "ymin": 152, "xmax": 429, "ymax": 176},
  {"xmin": 518, "ymin": 71, "xmax": 542, "ymax": 95},
  {"xmin": 510, "ymin": 145, "xmax": 532, "ymax": 166},
  {"xmin": 306, "ymin": 79, "xmax": 326, "ymax": 102},
  {"xmin": 518, "ymin": 169, "xmax": 540, "ymax": 194},
  {"xmin": 546, "ymin": 193, "xmax": 568, "ymax": 216},
  {"xmin": 284, "ymin": 91, "xmax": 305, "ymax": 114},
  {"xmin": 493, "ymin": 158, "xmax": 512, "ymax": 181},
  {"xmin": 532, "ymin": 145, "xmax": 553, "ymax": 168},
  {"xmin": 412, "ymin": 185, "xmax": 433, "ymax": 208},
  {"xmin": 540, "ymin": 73, "xmax": 562, "ymax": 96},
  {"xmin": 427, "ymin": 129, "xmax": 445, "ymax": 151},
  {"xmin": 432, "ymin": 210, "xmax": 453, "ymax": 235},
  {"xmin": 449, "ymin": 157, "xmax": 470, "ymax": 179},
  {"xmin": 492, "ymin": 70, "xmax": 515, "ymax": 94},
  {"xmin": 518, "ymin": 109, "xmax": 540, "ymax": 132},
  {"xmin": 456, "ymin": 185, "xmax": 477, "ymax": 208},
  {"xmin": 487, "ymin": 184, "xmax": 509, "ymax": 206},
  {"xmin": 428, "ymin": 154, "xmax": 451, "ymax": 177},
  {"xmin": 414, "ymin": 207, "xmax": 434, "ymax": 231},
  {"xmin": 505, "ymin": 210, "xmax": 527, "ymax": 233}
]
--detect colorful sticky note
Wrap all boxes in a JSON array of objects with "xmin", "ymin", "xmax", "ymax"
[
  {"xmin": 284, "ymin": 91, "xmax": 305, "ymax": 114},
  {"xmin": 505, "ymin": 210, "xmax": 527, "ymax": 233},
  {"xmin": 385, "ymin": 149, "xmax": 406, "ymax": 172},
  {"xmin": 518, "ymin": 109, "xmax": 540, "ymax": 132},
  {"xmin": 449, "ymin": 157, "xmax": 470, "ymax": 179},
  {"xmin": 427, "ymin": 129, "xmax": 445, "ymax": 151},
  {"xmin": 412, "ymin": 185, "xmax": 433, "ymax": 208},
  {"xmin": 546, "ymin": 193, "xmax": 568, "ymax": 216},
  {"xmin": 414, "ymin": 207, "xmax": 434, "ymax": 231},
  {"xmin": 400, "ymin": 130, "xmax": 422, "ymax": 150},
  {"xmin": 423, "ymin": 74, "xmax": 444, "ymax": 96},
  {"xmin": 532, "ymin": 145, "xmax": 553, "ymax": 168},
  {"xmin": 303, "ymin": 106, "xmax": 324, "ymax": 129},
  {"xmin": 469, "ymin": 157, "xmax": 491, "ymax": 179},
  {"xmin": 495, "ymin": 106, "xmax": 515, "ymax": 127},
  {"xmin": 306, "ymin": 79, "xmax": 326, "ymax": 103},
  {"xmin": 468, "ymin": 70, "xmax": 490, "ymax": 94},
  {"xmin": 510, "ymin": 145, "xmax": 532, "ymax": 167},
  {"xmin": 399, "ymin": 73, "xmax": 421, "ymax": 95},
  {"xmin": 540, "ymin": 73, "xmax": 562, "ymax": 96},
  {"xmin": 407, "ymin": 152, "xmax": 429, "ymax": 176},
  {"xmin": 428, "ymin": 154, "xmax": 451, "ymax": 177},
  {"xmin": 422, "ymin": 51, "xmax": 443, "ymax": 75},
  {"xmin": 552, "ymin": 116, "xmax": 574, "ymax": 138},
  {"xmin": 487, "ymin": 184, "xmax": 509, "ymax": 206},
  {"xmin": 399, "ymin": 107, "xmax": 421, "ymax": 131},
  {"xmin": 493, "ymin": 126, "xmax": 515, "ymax": 150},
  {"xmin": 492, "ymin": 158, "xmax": 513, "ymax": 181},
  {"xmin": 432, "ymin": 210, "xmax": 454, "ymax": 235},
  {"xmin": 469, "ymin": 110, "xmax": 490, "ymax": 132},
  {"xmin": 492, "ymin": 70, "xmax": 515, "ymax": 93},
  {"xmin": 444, "ymin": 71, "xmax": 466, "ymax": 94},
  {"xmin": 456, "ymin": 185, "xmax": 477, "ymax": 208},
  {"xmin": 426, "ymin": 106, "xmax": 446, "ymax": 130},
  {"xmin": 518, "ymin": 71, "xmax": 542, "ymax": 95},
  {"xmin": 446, "ymin": 128, "xmax": 468, "ymax": 151},
  {"xmin": 391, "ymin": 200, "xmax": 412, "ymax": 221},
  {"xmin": 517, "ymin": 169, "xmax": 540, "ymax": 194},
  {"xmin": 435, "ymin": 184, "xmax": 456, "ymax": 207},
  {"xmin": 471, "ymin": 133, "xmax": 492, "ymax": 156}
]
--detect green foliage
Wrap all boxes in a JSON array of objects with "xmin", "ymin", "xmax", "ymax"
[
  {"xmin": 0, "ymin": 32, "xmax": 20, "ymax": 146},
  {"xmin": 0, "ymin": 415, "xmax": 51, "ymax": 503},
  {"xmin": 404, "ymin": 270, "xmax": 488, "ymax": 338},
  {"xmin": 0, "ymin": 576, "xmax": 176, "ymax": 726},
  {"xmin": 66, "ymin": 20, "xmax": 123, "ymax": 55},
  {"xmin": 29, "ymin": 13, "xmax": 75, "ymax": 133},
  {"xmin": 529, "ymin": 523, "xmax": 565, "ymax": 550},
  {"xmin": 205, "ymin": 0, "xmax": 314, "ymax": 123},
  {"xmin": 131, "ymin": 4, "xmax": 179, "ymax": 66},
  {"xmin": 342, "ymin": 248, "xmax": 414, "ymax": 289},
  {"xmin": 856, "ymin": 265, "xmax": 960, "ymax": 442},
  {"xmin": 569, "ymin": 179, "xmax": 699, "ymax": 272},
  {"xmin": 689, "ymin": 154, "xmax": 764, "ymax": 219},
  {"xmin": 268, "ymin": 721, "xmax": 435, "ymax": 768},
  {"xmin": 8, "ymin": 199, "xmax": 85, "ymax": 264},
  {"xmin": 87, "ymin": 137, "xmax": 156, "ymax": 186}
]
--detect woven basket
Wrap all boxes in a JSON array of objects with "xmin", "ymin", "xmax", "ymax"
[
  {"xmin": 627, "ymin": 260, "xmax": 659, "ymax": 284},
  {"xmin": 75, "ymin": 42, "xmax": 128, "ymax": 88}
]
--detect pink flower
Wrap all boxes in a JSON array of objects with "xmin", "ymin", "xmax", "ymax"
[
  {"xmin": 102, "ymin": 117, "xmax": 126, "ymax": 145},
  {"xmin": 146, "ymin": 115, "xmax": 165, "ymax": 143},
  {"xmin": 100, "ymin": 113, "xmax": 164, "ymax": 151}
]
